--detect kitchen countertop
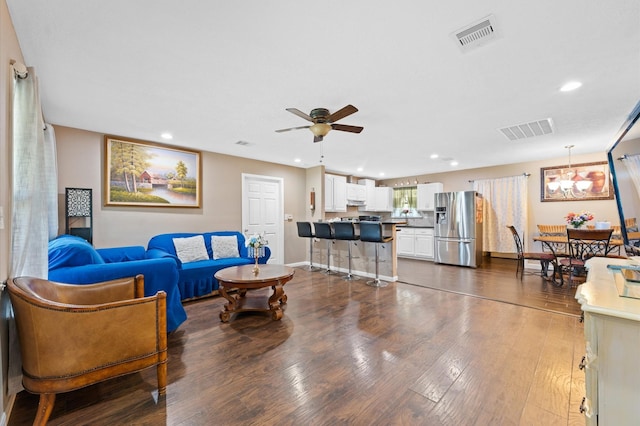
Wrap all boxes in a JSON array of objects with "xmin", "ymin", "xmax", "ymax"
[{"xmin": 397, "ymin": 225, "xmax": 434, "ymax": 228}]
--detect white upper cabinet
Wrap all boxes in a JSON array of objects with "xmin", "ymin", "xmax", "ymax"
[
  {"xmin": 373, "ymin": 187, "xmax": 393, "ymax": 212},
  {"xmin": 417, "ymin": 183, "xmax": 444, "ymax": 211},
  {"xmin": 358, "ymin": 179, "xmax": 376, "ymax": 212},
  {"xmin": 325, "ymin": 174, "xmax": 347, "ymax": 212}
]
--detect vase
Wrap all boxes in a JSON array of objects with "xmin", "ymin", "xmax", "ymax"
[{"xmin": 253, "ymin": 255, "xmax": 259, "ymax": 274}]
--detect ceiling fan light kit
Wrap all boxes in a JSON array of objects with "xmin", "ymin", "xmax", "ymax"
[{"xmin": 310, "ymin": 123, "xmax": 332, "ymax": 137}]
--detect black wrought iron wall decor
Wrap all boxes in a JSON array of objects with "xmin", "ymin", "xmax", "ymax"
[{"xmin": 65, "ymin": 187, "xmax": 93, "ymax": 243}]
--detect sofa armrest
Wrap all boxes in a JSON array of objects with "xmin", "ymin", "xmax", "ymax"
[
  {"xmin": 146, "ymin": 248, "xmax": 182, "ymax": 268},
  {"xmin": 97, "ymin": 246, "xmax": 147, "ymax": 263}
]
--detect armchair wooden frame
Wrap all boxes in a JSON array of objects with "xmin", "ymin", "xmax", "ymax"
[{"xmin": 8, "ymin": 275, "xmax": 167, "ymax": 426}]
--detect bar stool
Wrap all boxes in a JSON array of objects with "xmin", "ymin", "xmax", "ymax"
[
  {"xmin": 313, "ymin": 222, "xmax": 336, "ymax": 275},
  {"xmin": 359, "ymin": 221, "xmax": 393, "ymax": 287},
  {"xmin": 296, "ymin": 222, "xmax": 320, "ymax": 271},
  {"xmin": 332, "ymin": 221, "xmax": 360, "ymax": 281}
]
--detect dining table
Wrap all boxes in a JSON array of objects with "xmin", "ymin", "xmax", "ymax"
[{"xmin": 533, "ymin": 231, "xmax": 625, "ymax": 285}]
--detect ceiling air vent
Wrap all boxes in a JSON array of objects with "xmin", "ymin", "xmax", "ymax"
[
  {"xmin": 452, "ymin": 15, "xmax": 497, "ymax": 52},
  {"xmin": 498, "ymin": 118, "xmax": 554, "ymax": 141},
  {"xmin": 235, "ymin": 140, "xmax": 251, "ymax": 146}
]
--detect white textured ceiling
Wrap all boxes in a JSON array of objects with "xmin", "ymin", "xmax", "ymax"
[{"xmin": 7, "ymin": 1, "xmax": 640, "ymax": 179}]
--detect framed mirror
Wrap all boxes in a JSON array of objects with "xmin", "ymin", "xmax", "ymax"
[{"xmin": 607, "ymin": 100, "xmax": 640, "ymax": 246}]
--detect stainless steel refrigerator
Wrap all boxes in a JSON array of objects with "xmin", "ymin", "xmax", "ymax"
[{"xmin": 434, "ymin": 191, "xmax": 483, "ymax": 267}]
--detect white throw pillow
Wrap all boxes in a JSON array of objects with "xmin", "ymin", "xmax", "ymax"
[
  {"xmin": 212, "ymin": 235, "xmax": 240, "ymax": 260},
  {"xmin": 173, "ymin": 235, "xmax": 209, "ymax": 263}
]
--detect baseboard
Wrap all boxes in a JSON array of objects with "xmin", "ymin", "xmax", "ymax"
[{"xmin": 300, "ymin": 261, "xmax": 396, "ymax": 282}]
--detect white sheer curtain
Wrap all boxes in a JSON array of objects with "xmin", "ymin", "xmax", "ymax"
[
  {"xmin": 11, "ymin": 65, "xmax": 58, "ymax": 278},
  {"xmin": 473, "ymin": 175, "xmax": 528, "ymax": 253},
  {"xmin": 622, "ymin": 154, "xmax": 640, "ymax": 202},
  {"xmin": 9, "ymin": 65, "xmax": 58, "ymax": 395}
]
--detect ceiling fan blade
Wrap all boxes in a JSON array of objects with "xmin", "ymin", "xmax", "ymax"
[
  {"xmin": 275, "ymin": 125, "xmax": 311, "ymax": 133},
  {"xmin": 332, "ymin": 123, "xmax": 364, "ymax": 134},
  {"xmin": 286, "ymin": 108, "xmax": 313, "ymax": 122},
  {"xmin": 314, "ymin": 135, "xmax": 323, "ymax": 143},
  {"xmin": 327, "ymin": 104, "xmax": 358, "ymax": 123}
]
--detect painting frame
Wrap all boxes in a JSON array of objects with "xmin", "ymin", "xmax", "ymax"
[
  {"xmin": 104, "ymin": 135, "xmax": 202, "ymax": 208},
  {"xmin": 540, "ymin": 160, "xmax": 613, "ymax": 202}
]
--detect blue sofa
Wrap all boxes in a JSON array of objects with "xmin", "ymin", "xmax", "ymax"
[
  {"xmin": 147, "ymin": 231, "xmax": 271, "ymax": 299},
  {"xmin": 48, "ymin": 235, "xmax": 187, "ymax": 332}
]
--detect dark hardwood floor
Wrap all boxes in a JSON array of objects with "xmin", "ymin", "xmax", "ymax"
[
  {"xmin": 9, "ymin": 259, "xmax": 586, "ymax": 425},
  {"xmin": 398, "ymin": 257, "xmax": 582, "ymax": 317}
]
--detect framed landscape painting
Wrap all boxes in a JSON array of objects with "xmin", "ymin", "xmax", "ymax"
[
  {"xmin": 104, "ymin": 136, "xmax": 202, "ymax": 207},
  {"xmin": 540, "ymin": 161, "xmax": 613, "ymax": 202}
]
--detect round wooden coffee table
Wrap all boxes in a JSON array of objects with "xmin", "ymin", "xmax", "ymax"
[{"xmin": 215, "ymin": 264, "xmax": 295, "ymax": 322}]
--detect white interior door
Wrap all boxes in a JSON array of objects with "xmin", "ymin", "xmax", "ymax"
[{"xmin": 242, "ymin": 174, "xmax": 284, "ymax": 264}]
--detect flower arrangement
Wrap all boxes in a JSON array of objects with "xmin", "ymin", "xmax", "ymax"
[
  {"xmin": 565, "ymin": 211, "xmax": 594, "ymax": 228},
  {"xmin": 246, "ymin": 233, "xmax": 268, "ymax": 274},
  {"xmin": 245, "ymin": 233, "xmax": 268, "ymax": 249}
]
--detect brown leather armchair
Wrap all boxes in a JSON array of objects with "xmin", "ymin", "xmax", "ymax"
[{"xmin": 8, "ymin": 275, "xmax": 167, "ymax": 426}]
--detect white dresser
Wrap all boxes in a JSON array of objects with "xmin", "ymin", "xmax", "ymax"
[{"xmin": 576, "ymin": 257, "xmax": 640, "ymax": 425}]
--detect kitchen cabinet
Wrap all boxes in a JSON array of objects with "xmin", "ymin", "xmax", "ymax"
[
  {"xmin": 346, "ymin": 183, "xmax": 366, "ymax": 203},
  {"xmin": 373, "ymin": 187, "xmax": 393, "ymax": 212},
  {"xmin": 358, "ymin": 179, "xmax": 376, "ymax": 212},
  {"xmin": 575, "ymin": 257, "xmax": 640, "ymax": 425},
  {"xmin": 325, "ymin": 174, "xmax": 347, "ymax": 212},
  {"xmin": 415, "ymin": 228, "xmax": 434, "ymax": 258},
  {"xmin": 417, "ymin": 182, "xmax": 444, "ymax": 211},
  {"xmin": 397, "ymin": 228, "xmax": 415, "ymax": 256},
  {"xmin": 356, "ymin": 180, "xmax": 392, "ymax": 212},
  {"xmin": 397, "ymin": 227, "xmax": 434, "ymax": 259}
]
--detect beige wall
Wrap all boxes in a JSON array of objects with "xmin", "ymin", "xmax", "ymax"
[
  {"xmin": 55, "ymin": 126, "xmax": 308, "ymax": 263},
  {"xmin": 381, "ymin": 151, "xmax": 620, "ymax": 251}
]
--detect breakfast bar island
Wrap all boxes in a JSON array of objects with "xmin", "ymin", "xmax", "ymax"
[{"xmin": 310, "ymin": 220, "xmax": 406, "ymax": 282}]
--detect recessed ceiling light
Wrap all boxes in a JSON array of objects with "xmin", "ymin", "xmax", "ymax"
[
  {"xmin": 430, "ymin": 154, "xmax": 439, "ymax": 159},
  {"xmin": 379, "ymin": 172, "xmax": 385, "ymax": 177},
  {"xmin": 294, "ymin": 158, "xmax": 301, "ymax": 163},
  {"xmin": 161, "ymin": 132, "xmax": 173, "ymax": 140},
  {"xmin": 450, "ymin": 161, "xmax": 459, "ymax": 166},
  {"xmin": 357, "ymin": 167, "xmax": 363, "ymax": 172},
  {"xmin": 560, "ymin": 81, "xmax": 582, "ymax": 92}
]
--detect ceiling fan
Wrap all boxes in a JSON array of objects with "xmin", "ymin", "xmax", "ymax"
[{"xmin": 275, "ymin": 104, "xmax": 364, "ymax": 142}]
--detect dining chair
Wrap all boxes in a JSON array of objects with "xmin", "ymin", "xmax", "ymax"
[
  {"xmin": 536, "ymin": 224, "xmax": 567, "ymax": 236},
  {"xmin": 507, "ymin": 226, "xmax": 556, "ymax": 281},
  {"xmin": 560, "ymin": 228, "xmax": 614, "ymax": 286}
]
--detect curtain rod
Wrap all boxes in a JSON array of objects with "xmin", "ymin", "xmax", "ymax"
[{"xmin": 468, "ymin": 172, "xmax": 530, "ymax": 183}]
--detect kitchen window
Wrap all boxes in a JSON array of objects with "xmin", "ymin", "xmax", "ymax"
[{"xmin": 392, "ymin": 187, "xmax": 420, "ymax": 218}]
